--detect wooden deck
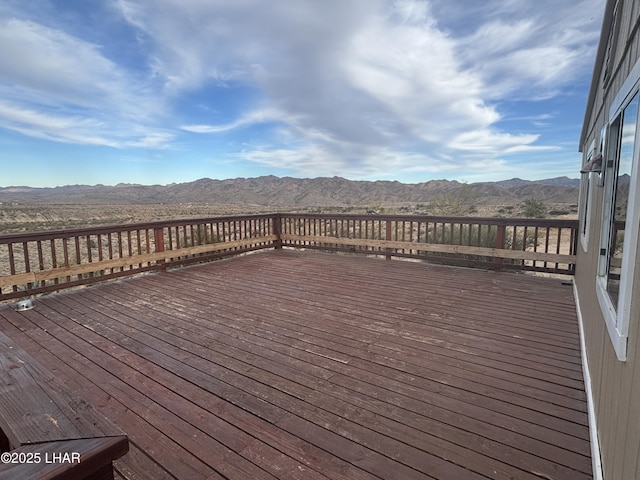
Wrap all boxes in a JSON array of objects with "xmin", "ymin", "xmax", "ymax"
[{"xmin": 0, "ymin": 249, "xmax": 592, "ymax": 479}]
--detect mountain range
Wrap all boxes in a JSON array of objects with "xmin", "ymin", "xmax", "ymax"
[{"xmin": 0, "ymin": 176, "xmax": 580, "ymax": 207}]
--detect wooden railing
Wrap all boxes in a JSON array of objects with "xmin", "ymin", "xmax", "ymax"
[
  {"xmin": 0, "ymin": 213, "xmax": 578, "ymax": 301},
  {"xmin": 279, "ymin": 214, "xmax": 578, "ymax": 274},
  {"xmin": 0, "ymin": 214, "xmax": 276, "ymax": 301}
]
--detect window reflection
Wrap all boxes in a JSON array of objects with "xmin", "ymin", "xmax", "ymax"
[{"xmin": 607, "ymin": 94, "xmax": 638, "ymax": 305}]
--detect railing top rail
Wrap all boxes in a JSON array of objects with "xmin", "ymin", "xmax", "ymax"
[
  {"xmin": 0, "ymin": 212, "xmax": 276, "ymax": 244},
  {"xmin": 279, "ymin": 212, "xmax": 578, "ymax": 227},
  {"xmin": 0, "ymin": 212, "xmax": 580, "ymax": 244}
]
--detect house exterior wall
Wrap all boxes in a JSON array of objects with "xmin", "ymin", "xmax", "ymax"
[{"xmin": 577, "ymin": 1, "xmax": 640, "ymax": 479}]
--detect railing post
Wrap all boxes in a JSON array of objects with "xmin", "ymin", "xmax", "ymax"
[
  {"xmin": 385, "ymin": 219, "xmax": 392, "ymax": 260},
  {"xmin": 570, "ymin": 224, "xmax": 578, "ymax": 273},
  {"xmin": 154, "ymin": 227, "xmax": 166, "ymax": 271},
  {"xmin": 274, "ymin": 214, "xmax": 283, "ymax": 250}
]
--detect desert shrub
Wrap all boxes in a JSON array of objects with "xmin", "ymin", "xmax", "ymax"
[
  {"xmin": 428, "ymin": 183, "xmax": 478, "ymax": 216},
  {"xmin": 522, "ymin": 198, "xmax": 547, "ymax": 218}
]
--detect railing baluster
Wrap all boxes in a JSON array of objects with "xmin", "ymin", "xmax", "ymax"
[
  {"xmin": 8, "ymin": 244, "xmax": 16, "ymax": 292},
  {"xmin": 107, "ymin": 233, "xmax": 114, "ymax": 274},
  {"xmin": 22, "ymin": 242, "xmax": 31, "ymax": 277},
  {"xmin": 62, "ymin": 237, "xmax": 70, "ymax": 281},
  {"xmin": 50, "ymin": 239, "xmax": 58, "ymax": 285},
  {"xmin": 556, "ymin": 227, "xmax": 562, "ymax": 270},
  {"xmin": 116, "ymin": 232, "xmax": 123, "ymax": 271},
  {"xmin": 73, "ymin": 237, "xmax": 81, "ymax": 280},
  {"xmin": 36, "ymin": 240, "xmax": 44, "ymax": 272}
]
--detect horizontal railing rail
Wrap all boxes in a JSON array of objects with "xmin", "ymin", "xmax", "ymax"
[
  {"xmin": 0, "ymin": 213, "xmax": 578, "ymax": 301},
  {"xmin": 279, "ymin": 213, "xmax": 578, "ymax": 274}
]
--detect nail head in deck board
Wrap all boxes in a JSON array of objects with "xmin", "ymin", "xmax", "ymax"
[{"xmin": 0, "ymin": 250, "xmax": 592, "ymax": 479}]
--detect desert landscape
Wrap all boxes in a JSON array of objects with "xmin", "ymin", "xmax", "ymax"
[
  {"xmin": 0, "ymin": 176, "xmax": 579, "ymax": 289},
  {"xmin": 0, "ymin": 175, "xmax": 579, "ymax": 234}
]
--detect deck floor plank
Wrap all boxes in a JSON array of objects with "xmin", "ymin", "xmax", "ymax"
[
  {"xmin": 175, "ymin": 259, "xmax": 585, "ymax": 372},
  {"xmin": 134, "ymin": 266, "xmax": 585, "ymax": 391},
  {"xmin": 180, "ymin": 270, "xmax": 584, "ymax": 399},
  {"xmin": 126, "ymin": 264, "xmax": 589, "ymax": 428},
  {"xmin": 90, "ymin": 271, "xmax": 589, "ymax": 444},
  {"xmin": 0, "ymin": 250, "xmax": 592, "ymax": 479},
  {"xmin": 120, "ymin": 271, "xmax": 591, "ymax": 452},
  {"xmin": 0, "ymin": 313, "xmax": 193, "ymax": 479},
  {"xmin": 77, "ymin": 280, "xmax": 590, "ymax": 478},
  {"xmin": 56, "ymin": 294, "xmax": 464, "ymax": 479}
]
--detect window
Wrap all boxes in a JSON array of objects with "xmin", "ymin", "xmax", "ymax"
[
  {"xmin": 597, "ymin": 92, "xmax": 640, "ymax": 361},
  {"xmin": 581, "ymin": 127, "xmax": 607, "ymax": 252},
  {"xmin": 606, "ymin": 98, "xmax": 635, "ymax": 304}
]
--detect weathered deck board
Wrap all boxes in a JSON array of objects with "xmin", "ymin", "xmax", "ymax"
[{"xmin": 0, "ymin": 250, "xmax": 592, "ymax": 479}]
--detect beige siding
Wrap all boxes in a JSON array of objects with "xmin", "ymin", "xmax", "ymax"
[{"xmin": 577, "ymin": 1, "xmax": 640, "ymax": 479}]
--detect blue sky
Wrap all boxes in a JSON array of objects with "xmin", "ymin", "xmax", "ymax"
[{"xmin": 0, "ymin": 0, "xmax": 603, "ymax": 187}]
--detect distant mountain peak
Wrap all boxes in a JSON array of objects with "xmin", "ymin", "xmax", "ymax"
[{"xmin": 0, "ymin": 175, "xmax": 580, "ymax": 206}]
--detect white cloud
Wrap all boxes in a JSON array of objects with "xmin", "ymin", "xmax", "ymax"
[
  {"xmin": 0, "ymin": 0, "xmax": 602, "ymax": 181},
  {"xmin": 0, "ymin": 18, "xmax": 153, "ymax": 116},
  {"xmin": 447, "ymin": 0, "xmax": 602, "ymax": 99},
  {"xmin": 0, "ymin": 15, "xmax": 171, "ymax": 148},
  {"xmin": 118, "ymin": 0, "xmax": 595, "ymax": 178},
  {"xmin": 180, "ymin": 108, "xmax": 288, "ymax": 133},
  {"xmin": 128, "ymin": 132, "xmax": 175, "ymax": 148},
  {"xmin": 0, "ymin": 101, "xmax": 118, "ymax": 146},
  {"xmin": 449, "ymin": 129, "xmax": 549, "ymax": 153},
  {"xmin": 237, "ymin": 142, "xmax": 512, "ymax": 181},
  {"xmin": 0, "ymin": 100, "xmax": 175, "ymax": 148}
]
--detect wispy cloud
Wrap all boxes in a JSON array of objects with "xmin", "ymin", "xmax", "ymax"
[
  {"xmin": 0, "ymin": 0, "xmax": 603, "ymax": 184},
  {"xmin": 0, "ymin": 15, "xmax": 171, "ymax": 148},
  {"xmin": 448, "ymin": 0, "xmax": 602, "ymax": 99},
  {"xmin": 180, "ymin": 108, "xmax": 288, "ymax": 134},
  {"xmin": 0, "ymin": 101, "xmax": 118, "ymax": 146},
  {"xmin": 116, "ymin": 0, "xmax": 598, "ymax": 177}
]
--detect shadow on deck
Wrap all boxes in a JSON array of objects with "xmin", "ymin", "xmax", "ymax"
[{"xmin": 0, "ymin": 250, "xmax": 591, "ymax": 479}]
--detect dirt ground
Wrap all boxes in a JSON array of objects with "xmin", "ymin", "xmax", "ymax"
[
  {"xmin": 0, "ymin": 202, "xmax": 578, "ymax": 235},
  {"xmin": 0, "ymin": 203, "xmax": 278, "ymax": 234}
]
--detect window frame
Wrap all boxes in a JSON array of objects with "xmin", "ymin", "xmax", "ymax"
[
  {"xmin": 596, "ymin": 58, "xmax": 640, "ymax": 361},
  {"xmin": 580, "ymin": 139, "xmax": 597, "ymax": 252}
]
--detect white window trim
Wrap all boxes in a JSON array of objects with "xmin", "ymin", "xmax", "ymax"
[
  {"xmin": 580, "ymin": 173, "xmax": 596, "ymax": 253},
  {"xmin": 596, "ymin": 166, "xmax": 640, "ymax": 360},
  {"xmin": 596, "ymin": 58, "xmax": 640, "ymax": 361},
  {"xmin": 580, "ymin": 139, "xmax": 596, "ymax": 253}
]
